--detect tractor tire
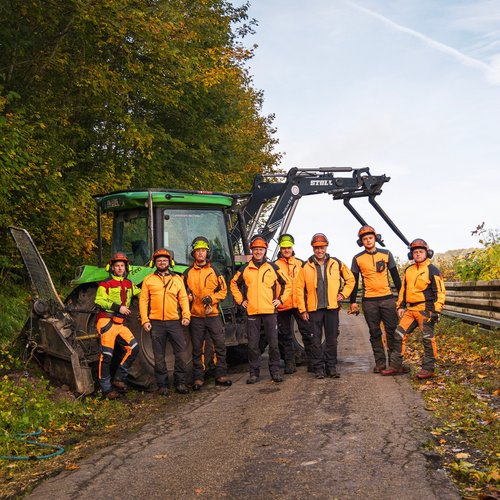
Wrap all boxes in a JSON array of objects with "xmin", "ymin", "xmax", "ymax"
[{"xmin": 291, "ymin": 317, "xmax": 325, "ymax": 366}]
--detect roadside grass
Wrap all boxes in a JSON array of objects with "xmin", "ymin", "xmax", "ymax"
[
  {"xmin": 405, "ymin": 317, "xmax": 499, "ymax": 499},
  {"xmin": 0, "ymin": 351, "xmax": 173, "ymax": 499}
]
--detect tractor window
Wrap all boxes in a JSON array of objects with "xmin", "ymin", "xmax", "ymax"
[
  {"xmin": 163, "ymin": 209, "xmax": 232, "ymax": 271},
  {"xmin": 112, "ymin": 210, "xmax": 151, "ymax": 266}
]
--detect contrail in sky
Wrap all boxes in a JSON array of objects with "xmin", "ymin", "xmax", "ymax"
[{"xmin": 344, "ymin": 0, "xmax": 500, "ymax": 85}]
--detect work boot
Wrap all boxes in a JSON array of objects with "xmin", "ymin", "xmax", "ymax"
[
  {"xmin": 157, "ymin": 387, "xmax": 169, "ymax": 397},
  {"xmin": 326, "ymin": 371, "xmax": 340, "ymax": 379},
  {"xmin": 284, "ymin": 362, "xmax": 297, "ymax": 374},
  {"xmin": 112, "ymin": 380, "xmax": 128, "ymax": 393},
  {"xmin": 103, "ymin": 390, "xmax": 122, "ymax": 400},
  {"xmin": 373, "ymin": 365, "xmax": 386, "ymax": 374},
  {"xmin": 416, "ymin": 369, "xmax": 435, "ymax": 380},
  {"xmin": 175, "ymin": 384, "xmax": 189, "ymax": 394},
  {"xmin": 192, "ymin": 380, "xmax": 204, "ymax": 391},
  {"xmin": 271, "ymin": 373, "xmax": 284, "ymax": 383},
  {"xmin": 215, "ymin": 377, "xmax": 232, "ymax": 387},
  {"xmin": 246, "ymin": 375, "xmax": 260, "ymax": 384},
  {"xmin": 315, "ymin": 372, "xmax": 325, "ymax": 380},
  {"xmin": 381, "ymin": 367, "xmax": 405, "ymax": 376}
]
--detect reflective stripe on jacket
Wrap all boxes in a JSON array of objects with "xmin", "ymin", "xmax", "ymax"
[
  {"xmin": 297, "ymin": 256, "xmax": 355, "ymax": 313},
  {"xmin": 139, "ymin": 272, "xmax": 191, "ymax": 323},
  {"xmin": 274, "ymin": 255, "xmax": 304, "ymax": 310},
  {"xmin": 95, "ymin": 275, "xmax": 141, "ymax": 321},
  {"xmin": 183, "ymin": 262, "xmax": 227, "ymax": 317},
  {"xmin": 397, "ymin": 259, "xmax": 446, "ymax": 312},
  {"xmin": 230, "ymin": 260, "xmax": 291, "ymax": 315}
]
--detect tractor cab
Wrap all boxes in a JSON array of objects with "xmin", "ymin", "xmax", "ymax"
[{"xmin": 74, "ymin": 189, "xmax": 239, "ymax": 303}]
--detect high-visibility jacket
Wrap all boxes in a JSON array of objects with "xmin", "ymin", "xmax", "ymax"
[
  {"xmin": 273, "ymin": 255, "xmax": 304, "ymax": 311},
  {"xmin": 139, "ymin": 271, "xmax": 190, "ymax": 323},
  {"xmin": 297, "ymin": 256, "xmax": 355, "ymax": 313},
  {"xmin": 350, "ymin": 248, "xmax": 401, "ymax": 301},
  {"xmin": 230, "ymin": 259, "xmax": 291, "ymax": 315},
  {"xmin": 95, "ymin": 275, "xmax": 141, "ymax": 321},
  {"xmin": 182, "ymin": 262, "xmax": 227, "ymax": 317},
  {"xmin": 397, "ymin": 259, "xmax": 446, "ymax": 313}
]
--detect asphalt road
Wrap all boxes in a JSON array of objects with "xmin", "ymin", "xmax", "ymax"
[{"xmin": 28, "ymin": 312, "xmax": 459, "ymax": 499}]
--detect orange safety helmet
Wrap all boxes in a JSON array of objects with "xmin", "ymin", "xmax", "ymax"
[
  {"xmin": 107, "ymin": 252, "xmax": 130, "ymax": 272},
  {"xmin": 249, "ymin": 234, "xmax": 268, "ymax": 249},
  {"xmin": 358, "ymin": 225, "xmax": 376, "ymax": 238},
  {"xmin": 407, "ymin": 239, "xmax": 434, "ymax": 260},
  {"xmin": 356, "ymin": 225, "xmax": 380, "ymax": 247},
  {"xmin": 311, "ymin": 233, "xmax": 329, "ymax": 247},
  {"xmin": 150, "ymin": 248, "xmax": 174, "ymax": 268}
]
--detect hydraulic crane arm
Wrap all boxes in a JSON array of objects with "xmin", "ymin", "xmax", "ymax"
[{"xmin": 230, "ymin": 166, "xmax": 409, "ymax": 253}]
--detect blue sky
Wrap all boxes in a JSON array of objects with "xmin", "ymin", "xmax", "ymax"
[{"xmin": 245, "ymin": 0, "xmax": 500, "ymax": 262}]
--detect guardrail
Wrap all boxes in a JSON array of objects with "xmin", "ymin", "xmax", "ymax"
[{"xmin": 443, "ymin": 280, "xmax": 500, "ymax": 329}]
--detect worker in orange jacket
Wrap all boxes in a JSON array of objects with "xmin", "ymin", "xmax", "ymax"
[
  {"xmin": 349, "ymin": 225, "xmax": 402, "ymax": 373},
  {"xmin": 230, "ymin": 234, "xmax": 291, "ymax": 384},
  {"xmin": 139, "ymin": 248, "xmax": 191, "ymax": 395},
  {"xmin": 95, "ymin": 252, "xmax": 141, "ymax": 399},
  {"xmin": 297, "ymin": 233, "xmax": 354, "ymax": 379},
  {"xmin": 183, "ymin": 236, "xmax": 232, "ymax": 391},
  {"xmin": 273, "ymin": 233, "xmax": 313, "ymax": 374},
  {"xmin": 382, "ymin": 239, "xmax": 446, "ymax": 379}
]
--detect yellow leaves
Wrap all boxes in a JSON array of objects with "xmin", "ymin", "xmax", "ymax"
[
  {"xmin": 65, "ymin": 463, "xmax": 80, "ymax": 471},
  {"xmin": 455, "ymin": 452, "xmax": 470, "ymax": 459},
  {"xmin": 477, "ymin": 373, "xmax": 487, "ymax": 379}
]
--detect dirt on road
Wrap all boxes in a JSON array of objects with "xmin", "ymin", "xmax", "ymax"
[{"xmin": 26, "ymin": 312, "xmax": 459, "ymax": 499}]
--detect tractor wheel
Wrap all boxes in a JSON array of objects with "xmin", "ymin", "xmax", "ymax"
[{"xmin": 291, "ymin": 317, "xmax": 325, "ymax": 366}]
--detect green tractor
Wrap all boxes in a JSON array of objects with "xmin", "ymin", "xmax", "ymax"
[
  {"xmin": 11, "ymin": 167, "xmax": 408, "ymax": 394},
  {"xmin": 11, "ymin": 188, "xmax": 247, "ymax": 394}
]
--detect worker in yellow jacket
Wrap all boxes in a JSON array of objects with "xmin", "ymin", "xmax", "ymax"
[
  {"xmin": 183, "ymin": 236, "xmax": 232, "ymax": 390},
  {"xmin": 140, "ymin": 248, "xmax": 191, "ymax": 395},
  {"xmin": 273, "ymin": 233, "xmax": 313, "ymax": 374},
  {"xmin": 230, "ymin": 234, "xmax": 291, "ymax": 384},
  {"xmin": 382, "ymin": 239, "xmax": 446, "ymax": 379},
  {"xmin": 297, "ymin": 233, "xmax": 354, "ymax": 379}
]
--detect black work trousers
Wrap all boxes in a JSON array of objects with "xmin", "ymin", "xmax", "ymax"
[
  {"xmin": 247, "ymin": 313, "xmax": 280, "ymax": 377},
  {"xmin": 309, "ymin": 308, "xmax": 339, "ymax": 375},
  {"xmin": 362, "ymin": 297, "xmax": 398, "ymax": 368},
  {"xmin": 190, "ymin": 316, "xmax": 227, "ymax": 381},
  {"xmin": 277, "ymin": 308, "xmax": 313, "ymax": 366},
  {"xmin": 150, "ymin": 319, "xmax": 189, "ymax": 388}
]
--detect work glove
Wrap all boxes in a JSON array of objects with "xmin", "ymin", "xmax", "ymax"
[
  {"xmin": 422, "ymin": 310, "xmax": 440, "ymax": 322},
  {"xmin": 430, "ymin": 311, "xmax": 440, "ymax": 322},
  {"xmin": 202, "ymin": 296, "xmax": 213, "ymax": 307}
]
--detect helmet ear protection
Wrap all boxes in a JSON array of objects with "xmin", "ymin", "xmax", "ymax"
[
  {"xmin": 149, "ymin": 248, "xmax": 174, "ymax": 268},
  {"xmin": 249, "ymin": 234, "xmax": 268, "ymax": 250},
  {"xmin": 356, "ymin": 225, "xmax": 383, "ymax": 247},
  {"xmin": 106, "ymin": 252, "xmax": 130, "ymax": 273},
  {"xmin": 407, "ymin": 239, "xmax": 434, "ymax": 260},
  {"xmin": 191, "ymin": 236, "xmax": 211, "ymax": 259}
]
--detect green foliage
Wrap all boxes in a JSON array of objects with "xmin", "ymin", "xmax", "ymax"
[
  {"xmin": 0, "ymin": 0, "xmax": 280, "ymax": 280},
  {"xmin": 452, "ymin": 224, "xmax": 500, "ymax": 282},
  {"xmin": 0, "ymin": 286, "xmax": 31, "ymax": 348},
  {"xmin": 0, "ymin": 355, "xmax": 131, "ymax": 459}
]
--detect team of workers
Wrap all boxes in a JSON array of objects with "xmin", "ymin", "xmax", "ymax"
[{"xmin": 95, "ymin": 229, "xmax": 445, "ymax": 398}]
